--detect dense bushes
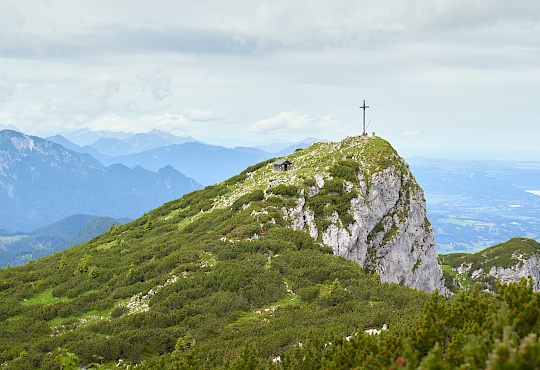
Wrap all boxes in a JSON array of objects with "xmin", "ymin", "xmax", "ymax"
[
  {"xmin": 306, "ymin": 178, "xmax": 358, "ymax": 230},
  {"xmin": 329, "ymin": 160, "xmax": 359, "ymax": 183},
  {"xmin": 232, "ymin": 189, "xmax": 265, "ymax": 211},
  {"xmin": 267, "ymin": 184, "xmax": 299, "ymax": 197}
]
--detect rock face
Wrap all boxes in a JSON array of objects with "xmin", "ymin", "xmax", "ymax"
[
  {"xmin": 319, "ymin": 165, "xmax": 442, "ymax": 292},
  {"xmin": 230, "ymin": 135, "xmax": 447, "ymax": 293},
  {"xmin": 487, "ymin": 258, "xmax": 540, "ymax": 290}
]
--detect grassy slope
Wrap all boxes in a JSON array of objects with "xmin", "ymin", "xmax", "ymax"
[{"xmin": 0, "ymin": 137, "xmax": 429, "ymax": 368}]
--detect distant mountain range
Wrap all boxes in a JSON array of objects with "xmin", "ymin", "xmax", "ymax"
[
  {"xmin": 0, "ymin": 128, "xmax": 321, "ymax": 267},
  {"xmin": 47, "ymin": 130, "xmax": 320, "ymax": 186},
  {"xmin": 0, "ymin": 214, "xmax": 129, "ymax": 267},
  {"xmin": 0, "ymin": 130, "xmax": 201, "ymax": 232}
]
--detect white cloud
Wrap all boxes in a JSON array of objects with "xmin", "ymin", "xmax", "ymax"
[
  {"xmin": 0, "ymin": 73, "xmax": 16, "ymax": 101},
  {"xmin": 0, "ymin": 1, "xmax": 539, "ymax": 150},
  {"xmin": 138, "ymin": 68, "xmax": 172, "ymax": 101},
  {"xmin": 250, "ymin": 111, "xmax": 337, "ymax": 134},
  {"xmin": 19, "ymin": 73, "xmax": 119, "ymax": 125},
  {"xmin": 187, "ymin": 109, "xmax": 222, "ymax": 121}
]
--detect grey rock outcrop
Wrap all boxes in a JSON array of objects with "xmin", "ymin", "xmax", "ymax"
[
  {"xmin": 299, "ymin": 166, "xmax": 443, "ymax": 293},
  {"xmin": 452, "ymin": 256, "xmax": 540, "ymax": 292},
  {"xmin": 488, "ymin": 258, "xmax": 540, "ymax": 290}
]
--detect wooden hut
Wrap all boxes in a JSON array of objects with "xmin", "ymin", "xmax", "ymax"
[{"xmin": 273, "ymin": 159, "xmax": 292, "ymax": 172}]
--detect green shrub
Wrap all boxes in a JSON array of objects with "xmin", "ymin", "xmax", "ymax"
[
  {"xmin": 267, "ymin": 184, "xmax": 299, "ymax": 197},
  {"xmin": 232, "ymin": 190, "xmax": 265, "ymax": 211},
  {"xmin": 329, "ymin": 160, "xmax": 359, "ymax": 183},
  {"xmin": 87, "ymin": 265, "xmax": 100, "ymax": 278}
]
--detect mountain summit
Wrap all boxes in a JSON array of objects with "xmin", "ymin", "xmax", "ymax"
[{"xmin": 217, "ymin": 135, "xmax": 445, "ymax": 292}]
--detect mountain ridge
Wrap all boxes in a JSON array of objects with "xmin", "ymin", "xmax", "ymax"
[
  {"xmin": 0, "ymin": 214, "xmax": 129, "ymax": 267},
  {"xmin": 0, "ymin": 130, "xmax": 202, "ymax": 231},
  {"xmin": 0, "ymin": 134, "xmax": 441, "ymax": 367}
]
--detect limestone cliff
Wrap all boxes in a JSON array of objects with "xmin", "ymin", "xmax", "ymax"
[
  {"xmin": 219, "ymin": 136, "xmax": 447, "ymax": 293},
  {"xmin": 440, "ymin": 238, "xmax": 540, "ymax": 292}
]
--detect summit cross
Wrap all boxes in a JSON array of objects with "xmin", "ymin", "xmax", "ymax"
[{"xmin": 359, "ymin": 99, "xmax": 369, "ymax": 136}]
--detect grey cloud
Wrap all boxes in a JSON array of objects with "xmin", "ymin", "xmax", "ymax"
[
  {"xmin": 3, "ymin": 1, "xmax": 539, "ymax": 62},
  {"xmin": 20, "ymin": 74, "xmax": 120, "ymax": 127},
  {"xmin": 0, "ymin": 25, "xmax": 264, "ymax": 61},
  {"xmin": 0, "ymin": 73, "xmax": 16, "ymax": 101}
]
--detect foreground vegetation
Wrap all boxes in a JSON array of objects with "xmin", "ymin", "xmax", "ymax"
[{"xmin": 145, "ymin": 278, "xmax": 540, "ymax": 369}]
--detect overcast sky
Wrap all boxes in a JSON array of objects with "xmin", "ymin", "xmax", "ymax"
[{"xmin": 0, "ymin": 0, "xmax": 539, "ymax": 154}]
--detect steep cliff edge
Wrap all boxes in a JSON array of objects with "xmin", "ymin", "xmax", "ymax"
[
  {"xmin": 440, "ymin": 238, "xmax": 540, "ymax": 293},
  {"xmin": 216, "ymin": 135, "xmax": 446, "ymax": 293}
]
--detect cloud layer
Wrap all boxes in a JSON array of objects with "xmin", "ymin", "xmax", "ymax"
[{"xmin": 0, "ymin": 1, "xmax": 538, "ymax": 149}]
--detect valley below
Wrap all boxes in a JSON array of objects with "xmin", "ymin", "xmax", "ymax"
[{"xmin": 410, "ymin": 158, "xmax": 540, "ymax": 253}]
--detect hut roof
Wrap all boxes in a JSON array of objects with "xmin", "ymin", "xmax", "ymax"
[{"xmin": 273, "ymin": 159, "xmax": 291, "ymax": 165}]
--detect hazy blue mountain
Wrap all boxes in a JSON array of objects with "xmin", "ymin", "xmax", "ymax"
[
  {"xmin": 0, "ymin": 130, "xmax": 202, "ymax": 232},
  {"xmin": 0, "ymin": 214, "xmax": 129, "ymax": 267},
  {"xmin": 0, "ymin": 123, "xmax": 21, "ymax": 132},
  {"xmin": 274, "ymin": 143, "xmax": 314, "ymax": 157},
  {"xmin": 408, "ymin": 157, "xmax": 540, "ymax": 253},
  {"xmin": 233, "ymin": 146, "xmax": 273, "ymax": 158},
  {"xmin": 61, "ymin": 128, "xmax": 134, "ymax": 146},
  {"xmin": 89, "ymin": 129, "xmax": 197, "ymax": 156},
  {"xmin": 100, "ymin": 142, "xmax": 270, "ymax": 185},
  {"xmin": 0, "ymin": 228, "xmax": 18, "ymax": 236},
  {"xmin": 402, "ymin": 147, "xmax": 540, "ymax": 162},
  {"xmin": 254, "ymin": 137, "xmax": 325, "ymax": 153},
  {"xmin": 97, "ymin": 140, "xmax": 317, "ymax": 186},
  {"xmin": 46, "ymin": 134, "xmax": 106, "ymax": 160}
]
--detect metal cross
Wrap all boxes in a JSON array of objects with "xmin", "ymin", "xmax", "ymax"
[{"xmin": 359, "ymin": 100, "xmax": 369, "ymax": 136}]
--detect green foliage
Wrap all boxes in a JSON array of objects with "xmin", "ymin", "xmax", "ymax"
[
  {"xmin": 442, "ymin": 238, "xmax": 540, "ymax": 272},
  {"xmin": 55, "ymin": 349, "xmax": 80, "ymax": 370},
  {"xmin": 232, "ymin": 189, "xmax": 265, "ymax": 211},
  {"xmin": 223, "ymin": 173, "xmax": 248, "ymax": 186},
  {"xmin": 329, "ymin": 160, "xmax": 359, "ymax": 183},
  {"xmin": 76, "ymin": 254, "xmax": 93, "ymax": 273},
  {"xmin": 267, "ymin": 184, "xmax": 300, "ymax": 197},
  {"xmin": 306, "ymin": 178, "xmax": 358, "ymax": 231},
  {"xmin": 4, "ymin": 135, "xmax": 532, "ymax": 369},
  {"xmin": 303, "ymin": 177, "xmax": 316, "ymax": 187},
  {"xmin": 87, "ymin": 265, "xmax": 100, "ymax": 278},
  {"xmin": 175, "ymin": 334, "xmax": 195, "ymax": 353},
  {"xmin": 59, "ymin": 253, "xmax": 68, "ymax": 270},
  {"xmin": 266, "ymin": 228, "xmax": 323, "ymax": 252},
  {"xmin": 144, "ymin": 216, "xmax": 154, "ymax": 233},
  {"xmin": 277, "ymin": 278, "xmax": 540, "ymax": 370},
  {"xmin": 381, "ymin": 223, "xmax": 399, "ymax": 246}
]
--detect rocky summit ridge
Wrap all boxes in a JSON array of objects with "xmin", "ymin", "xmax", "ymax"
[{"xmin": 208, "ymin": 135, "xmax": 446, "ymax": 293}]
